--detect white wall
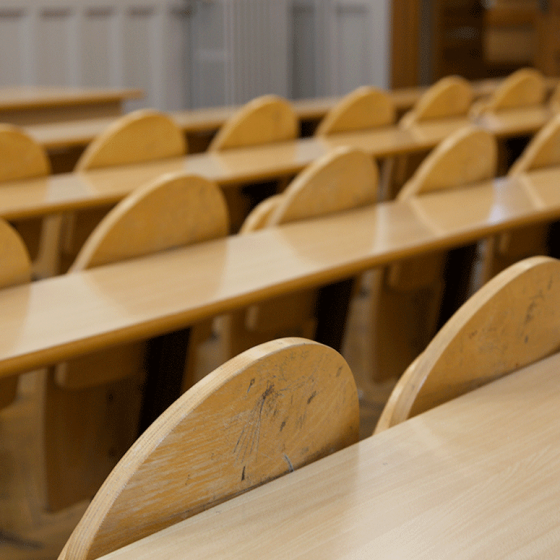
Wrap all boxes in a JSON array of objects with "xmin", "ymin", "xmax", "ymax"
[{"xmin": 0, "ymin": 0, "xmax": 391, "ymax": 110}]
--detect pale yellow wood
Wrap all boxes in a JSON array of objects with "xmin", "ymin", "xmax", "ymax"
[
  {"xmin": 60, "ymin": 110, "xmax": 188, "ymax": 271},
  {"xmin": 471, "ymin": 67, "xmax": 547, "ymax": 116},
  {"xmin": 392, "ymin": 76, "xmax": 474, "ymax": 199},
  {"xmin": 376, "ymin": 256, "xmax": 560, "ymax": 432},
  {"xmin": 71, "ymin": 173, "xmax": 229, "ymax": 270},
  {"xmin": 59, "ymin": 338, "xmax": 359, "ymax": 560},
  {"xmin": 0, "ymin": 86, "xmax": 143, "ymax": 126},
  {"xmin": 509, "ymin": 113, "xmax": 560, "ymax": 175},
  {"xmin": 0, "ymin": 124, "xmax": 54, "ymax": 268},
  {"xmin": 398, "ymin": 126, "xmax": 497, "ymax": 198},
  {"xmin": 0, "ymin": 108, "xmax": 555, "ymax": 224},
  {"xmin": 400, "ymin": 75, "xmax": 474, "ymax": 127},
  {"xmin": 489, "ymin": 114, "xmax": 560, "ymax": 276},
  {"xmin": 314, "ymin": 86, "xmax": 395, "ymax": 136},
  {"xmin": 268, "ymin": 146, "xmax": 378, "ymax": 225},
  {"xmin": 208, "ymin": 95, "xmax": 298, "ymax": 152},
  {"xmin": 0, "ymin": 124, "xmax": 51, "ymax": 182},
  {"xmin": 0, "ymin": 219, "xmax": 31, "ymax": 410},
  {"xmin": 42, "ymin": 173, "xmax": 229, "ymax": 512},
  {"xmin": 5, "ymin": 168, "xmax": 560, "ymax": 385},
  {"xmin": 372, "ymin": 127, "xmax": 498, "ymax": 382},
  {"xmin": 207, "ymin": 95, "xmax": 298, "ymax": 230},
  {"xmin": 227, "ymin": 147, "xmax": 378, "ymax": 358},
  {"xmin": 91, "ymin": 353, "xmax": 560, "ymax": 559},
  {"xmin": 238, "ymin": 194, "xmax": 283, "ymax": 234},
  {"xmin": 75, "ymin": 110, "xmax": 187, "ymax": 171}
]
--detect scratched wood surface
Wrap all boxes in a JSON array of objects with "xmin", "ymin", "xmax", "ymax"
[
  {"xmin": 59, "ymin": 338, "xmax": 359, "ymax": 560},
  {"xmin": 376, "ymin": 256, "xmax": 560, "ymax": 432},
  {"xmin": 94, "ymin": 350, "xmax": 560, "ymax": 559}
]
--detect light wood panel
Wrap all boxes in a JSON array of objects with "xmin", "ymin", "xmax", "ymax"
[
  {"xmin": 0, "ymin": 87, "xmax": 143, "ymax": 126},
  {"xmin": 95, "ymin": 350, "xmax": 560, "ymax": 559},
  {"xmin": 21, "ymin": 77, "xmax": 559, "ymax": 156},
  {"xmin": 0, "ymin": 167, "xmax": 560, "ymax": 381},
  {"xmin": 0, "ymin": 106, "xmax": 554, "ymax": 223}
]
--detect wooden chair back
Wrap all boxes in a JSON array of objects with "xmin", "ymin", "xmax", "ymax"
[
  {"xmin": 227, "ymin": 147, "xmax": 378, "ymax": 358},
  {"xmin": 488, "ymin": 114, "xmax": 560, "ymax": 275},
  {"xmin": 0, "ymin": 124, "xmax": 51, "ymax": 182},
  {"xmin": 0, "ymin": 124, "xmax": 52, "ymax": 267},
  {"xmin": 391, "ymin": 76, "xmax": 473, "ymax": 200},
  {"xmin": 0, "ymin": 219, "xmax": 31, "ymax": 410},
  {"xmin": 208, "ymin": 95, "xmax": 298, "ymax": 151},
  {"xmin": 75, "ymin": 109, "xmax": 187, "ymax": 171},
  {"xmin": 375, "ymin": 256, "xmax": 560, "ymax": 432},
  {"xmin": 60, "ymin": 110, "xmax": 188, "ymax": 273},
  {"xmin": 398, "ymin": 126, "xmax": 497, "ymax": 199},
  {"xmin": 315, "ymin": 86, "xmax": 395, "ymax": 135},
  {"xmin": 508, "ymin": 113, "xmax": 560, "ymax": 175},
  {"xmin": 71, "ymin": 173, "xmax": 229, "ymax": 270},
  {"xmin": 372, "ymin": 127, "xmax": 498, "ymax": 383},
  {"xmin": 59, "ymin": 338, "xmax": 359, "ymax": 560},
  {"xmin": 471, "ymin": 67, "xmax": 546, "ymax": 116},
  {"xmin": 400, "ymin": 75, "xmax": 473, "ymax": 127},
  {"xmin": 42, "ymin": 174, "xmax": 229, "ymax": 512}
]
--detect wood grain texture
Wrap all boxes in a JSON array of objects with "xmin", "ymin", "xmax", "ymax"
[
  {"xmin": 71, "ymin": 173, "xmax": 229, "ymax": 271},
  {"xmin": 376, "ymin": 256, "xmax": 560, "ymax": 431},
  {"xmin": 490, "ymin": 114, "xmax": 560, "ymax": 275},
  {"xmin": 93, "ymin": 350, "xmax": 560, "ymax": 559},
  {"xmin": 227, "ymin": 147, "xmax": 378, "ymax": 358},
  {"xmin": 372, "ymin": 127, "xmax": 498, "ymax": 382},
  {"xmin": 61, "ymin": 109, "xmax": 188, "ymax": 272},
  {"xmin": 60, "ymin": 338, "xmax": 359, "ymax": 560},
  {"xmin": 0, "ymin": 107, "xmax": 554, "ymax": 223},
  {"xmin": 2, "ymin": 168, "xmax": 560, "ymax": 383},
  {"xmin": 42, "ymin": 174, "xmax": 230, "ymax": 512},
  {"xmin": 0, "ymin": 219, "xmax": 31, "ymax": 410},
  {"xmin": 315, "ymin": 87, "xmax": 395, "ymax": 136},
  {"xmin": 208, "ymin": 95, "xmax": 298, "ymax": 152},
  {"xmin": 398, "ymin": 126, "xmax": 497, "ymax": 198}
]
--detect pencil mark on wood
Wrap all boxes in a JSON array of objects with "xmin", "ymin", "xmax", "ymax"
[
  {"xmin": 307, "ymin": 391, "xmax": 317, "ymax": 404},
  {"xmin": 241, "ymin": 466, "xmax": 246, "ymax": 481},
  {"xmin": 283, "ymin": 454, "xmax": 294, "ymax": 472},
  {"xmin": 247, "ymin": 378, "xmax": 255, "ymax": 394}
]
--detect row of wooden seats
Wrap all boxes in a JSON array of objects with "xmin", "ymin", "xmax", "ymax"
[
  {"xmin": 2, "ymin": 66, "xmax": 557, "ymax": 277},
  {"xmin": 56, "ymin": 253, "xmax": 560, "ymax": 560},
  {"xmin": 3, "ymin": 107, "xmax": 560, "ymax": 514},
  {"xmin": 1, "ymin": 67, "xmax": 558, "ymax": 520}
]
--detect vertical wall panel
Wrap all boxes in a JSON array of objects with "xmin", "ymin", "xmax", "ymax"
[
  {"xmin": 36, "ymin": 6, "xmax": 75, "ymax": 85},
  {"xmin": 80, "ymin": 7, "xmax": 116, "ymax": 87},
  {"xmin": 0, "ymin": 9, "xmax": 27, "ymax": 86}
]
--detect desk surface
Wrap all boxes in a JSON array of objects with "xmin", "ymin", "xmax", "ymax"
[
  {"xmin": 0, "ymin": 87, "xmax": 144, "ymax": 111},
  {"xmin": 1, "ymin": 167, "xmax": 560, "ymax": 379},
  {"xmin": 1, "ymin": 107, "xmax": 553, "ymax": 221},
  {"xmin": 98, "ymin": 350, "xmax": 560, "ymax": 559},
  {"xmin": 0, "ymin": 87, "xmax": 144, "ymax": 126},
  {"xmin": 22, "ymin": 77, "xmax": 555, "ymax": 151}
]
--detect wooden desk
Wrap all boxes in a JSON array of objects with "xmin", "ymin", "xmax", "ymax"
[
  {"xmin": 97, "ymin": 350, "xmax": 560, "ymax": 559},
  {"xmin": 0, "ymin": 87, "xmax": 143, "ymax": 125},
  {"xmin": 21, "ymin": 78, "xmax": 557, "ymax": 156},
  {"xmin": 0, "ymin": 107, "xmax": 554, "ymax": 222},
  {"xmin": 1, "ymin": 168, "xmax": 560, "ymax": 382}
]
